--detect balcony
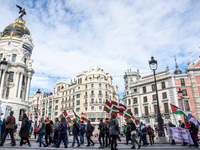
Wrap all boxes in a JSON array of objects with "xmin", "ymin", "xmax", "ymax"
[
  {"xmin": 61, "ymin": 107, "xmax": 65, "ymax": 111},
  {"xmin": 84, "ymin": 102, "xmax": 88, "ymax": 106},
  {"xmin": 84, "ymin": 95, "xmax": 88, "ymax": 99},
  {"xmin": 98, "ymin": 94, "xmax": 103, "ymax": 97},
  {"xmin": 61, "ymin": 101, "xmax": 65, "ymax": 104},
  {"xmin": 90, "ymin": 94, "xmax": 95, "ymax": 98},
  {"xmin": 105, "ymin": 95, "xmax": 109, "ymax": 99}
]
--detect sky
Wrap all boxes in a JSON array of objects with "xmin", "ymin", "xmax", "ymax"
[{"xmin": 0, "ymin": 0, "xmax": 200, "ymax": 99}]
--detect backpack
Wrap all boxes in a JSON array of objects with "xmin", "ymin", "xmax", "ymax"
[
  {"xmin": 91, "ymin": 126, "xmax": 94, "ymax": 132},
  {"xmin": 100, "ymin": 123, "xmax": 106, "ymax": 131},
  {"xmin": 26, "ymin": 119, "xmax": 32, "ymax": 128},
  {"xmin": 80, "ymin": 124, "xmax": 86, "ymax": 134},
  {"xmin": 142, "ymin": 127, "xmax": 147, "ymax": 133}
]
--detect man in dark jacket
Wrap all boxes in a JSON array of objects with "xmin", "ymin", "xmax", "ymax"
[
  {"xmin": 0, "ymin": 111, "xmax": 16, "ymax": 146},
  {"xmin": 125, "ymin": 122, "xmax": 131, "ymax": 144},
  {"xmin": 45, "ymin": 119, "xmax": 51, "ymax": 146},
  {"xmin": 70, "ymin": 119, "xmax": 80, "ymax": 147},
  {"xmin": 168, "ymin": 121, "xmax": 176, "ymax": 145},
  {"xmin": 130, "ymin": 120, "xmax": 141, "ymax": 149},
  {"xmin": 86, "ymin": 120, "xmax": 95, "ymax": 146},
  {"xmin": 189, "ymin": 120, "xmax": 199, "ymax": 148},
  {"xmin": 98, "ymin": 119, "xmax": 106, "ymax": 148}
]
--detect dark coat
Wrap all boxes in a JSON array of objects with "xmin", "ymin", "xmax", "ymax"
[
  {"xmin": 72, "ymin": 122, "xmax": 79, "ymax": 135},
  {"xmin": 98, "ymin": 122, "xmax": 106, "ymax": 134},
  {"xmin": 1, "ymin": 119, "xmax": 6, "ymax": 132},
  {"xmin": 19, "ymin": 117, "xmax": 29, "ymax": 138},
  {"xmin": 6, "ymin": 115, "xmax": 15, "ymax": 129},
  {"xmin": 86, "ymin": 123, "xmax": 92, "ymax": 137},
  {"xmin": 108, "ymin": 118, "xmax": 119, "ymax": 136},
  {"xmin": 45, "ymin": 123, "xmax": 51, "ymax": 135},
  {"xmin": 58, "ymin": 121, "xmax": 67, "ymax": 134},
  {"xmin": 190, "ymin": 122, "xmax": 197, "ymax": 134},
  {"xmin": 130, "ymin": 122, "xmax": 136, "ymax": 131}
]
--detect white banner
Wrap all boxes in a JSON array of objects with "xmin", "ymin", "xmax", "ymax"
[{"xmin": 167, "ymin": 127, "xmax": 194, "ymax": 144}]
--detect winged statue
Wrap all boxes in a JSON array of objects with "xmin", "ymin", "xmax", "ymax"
[{"xmin": 16, "ymin": 5, "xmax": 26, "ymax": 19}]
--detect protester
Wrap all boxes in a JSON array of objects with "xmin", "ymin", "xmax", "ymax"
[
  {"xmin": 55, "ymin": 117, "xmax": 68, "ymax": 148},
  {"xmin": 0, "ymin": 117, "xmax": 2, "ymax": 140},
  {"xmin": 125, "ymin": 122, "xmax": 131, "ymax": 145},
  {"xmin": 178, "ymin": 120, "xmax": 187, "ymax": 146},
  {"xmin": 104, "ymin": 118, "xmax": 110, "ymax": 147},
  {"xmin": 130, "ymin": 120, "xmax": 141, "ymax": 149},
  {"xmin": 98, "ymin": 119, "xmax": 106, "ymax": 148},
  {"xmin": 108, "ymin": 113, "xmax": 119, "ymax": 150},
  {"xmin": 147, "ymin": 125, "xmax": 154, "ymax": 145},
  {"xmin": 1, "ymin": 118, "xmax": 5, "ymax": 140},
  {"xmin": 70, "ymin": 119, "xmax": 80, "ymax": 147},
  {"xmin": 188, "ymin": 120, "xmax": 199, "ymax": 148},
  {"xmin": 140, "ymin": 122, "xmax": 148, "ymax": 147},
  {"xmin": 80, "ymin": 121, "xmax": 86, "ymax": 145},
  {"xmin": 19, "ymin": 113, "xmax": 31, "ymax": 146},
  {"xmin": 34, "ymin": 126, "xmax": 38, "ymax": 139},
  {"xmin": 86, "ymin": 119, "xmax": 95, "ymax": 147},
  {"xmin": 0, "ymin": 111, "xmax": 16, "ymax": 146},
  {"xmin": 53, "ymin": 118, "xmax": 60, "ymax": 146},
  {"xmin": 168, "ymin": 121, "xmax": 176, "ymax": 145},
  {"xmin": 49, "ymin": 120, "xmax": 54, "ymax": 145},
  {"xmin": 38, "ymin": 118, "xmax": 48, "ymax": 147},
  {"xmin": 45, "ymin": 119, "xmax": 51, "ymax": 146}
]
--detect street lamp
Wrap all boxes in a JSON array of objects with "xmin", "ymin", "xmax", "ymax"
[
  {"xmin": 0, "ymin": 58, "xmax": 8, "ymax": 86},
  {"xmin": 149, "ymin": 56, "xmax": 165, "ymax": 138},
  {"xmin": 178, "ymin": 88, "xmax": 185, "ymax": 119},
  {"xmin": 35, "ymin": 89, "xmax": 41, "ymax": 126}
]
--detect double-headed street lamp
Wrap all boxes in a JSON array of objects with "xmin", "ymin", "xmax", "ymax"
[
  {"xmin": 178, "ymin": 88, "xmax": 186, "ymax": 120},
  {"xmin": 35, "ymin": 89, "xmax": 41, "ymax": 126},
  {"xmin": 0, "ymin": 58, "xmax": 8, "ymax": 86},
  {"xmin": 149, "ymin": 56, "xmax": 165, "ymax": 138}
]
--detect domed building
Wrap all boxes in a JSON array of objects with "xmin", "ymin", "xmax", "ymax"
[{"xmin": 0, "ymin": 14, "xmax": 34, "ymax": 126}]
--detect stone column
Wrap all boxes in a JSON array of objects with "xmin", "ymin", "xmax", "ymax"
[
  {"xmin": 14, "ymin": 72, "xmax": 20, "ymax": 98},
  {"xmin": 0, "ymin": 71, "xmax": 6, "ymax": 98},
  {"xmin": 17, "ymin": 73, "xmax": 23, "ymax": 98},
  {"xmin": 26, "ymin": 74, "xmax": 32, "ymax": 115}
]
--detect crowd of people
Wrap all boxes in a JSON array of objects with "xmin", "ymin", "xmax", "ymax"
[{"xmin": 0, "ymin": 111, "xmax": 199, "ymax": 149}]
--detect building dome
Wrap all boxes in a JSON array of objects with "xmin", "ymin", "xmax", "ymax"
[{"xmin": 1, "ymin": 18, "xmax": 30, "ymax": 38}]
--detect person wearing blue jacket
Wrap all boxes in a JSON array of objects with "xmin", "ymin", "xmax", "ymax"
[
  {"xmin": 70, "ymin": 119, "xmax": 80, "ymax": 147},
  {"xmin": 55, "ymin": 117, "xmax": 68, "ymax": 148}
]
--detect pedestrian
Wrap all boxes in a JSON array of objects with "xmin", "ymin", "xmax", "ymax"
[
  {"xmin": 147, "ymin": 125, "xmax": 154, "ymax": 145},
  {"xmin": 86, "ymin": 119, "xmax": 95, "ymax": 147},
  {"xmin": 49, "ymin": 120, "xmax": 54, "ymax": 145},
  {"xmin": 34, "ymin": 126, "xmax": 38, "ymax": 139},
  {"xmin": 70, "ymin": 119, "xmax": 81, "ymax": 147},
  {"xmin": 1, "ymin": 118, "xmax": 5, "ymax": 140},
  {"xmin": 80, "ymin": 121, "xmax": 86, "ymax": 144},
  {"xmin": 104, "ymin": 118, "xmax": 111, "ymax": 147},
  {"xmin": 19, "ymin": 113, "xmax": 31, "ymax": 146},
  {"xmin": 98, "ymin": 119, "xmax": 106, "ymax": 148},
  {"xmin": 178, "ymin": 120, "xmax": 187, "ymax": 146},
  {"xmin": 0, "ymin": 111, "xmax": 16, "ymax": 146},
  {"xmin": 140, "ymin": 122, "xmax": 148, "ymax": 147},
  {"xmin": 55, "ymin": 117, "xmax": 68, "ymax": 148},
  {"xmin": 130, "ymin": 120, "xmax": 141, "ymax": 149},
  {"xmin": 53, "ymin": 118, "xmax": 60, "ymax": 146},
  {"xmin": 125, "ymin": 122, "xmax": 131, "ymax": 144},
  {"xmin": 188, "ymin": 120, "xmax": 199, "ymax": 148},
  {"xmin": 108, "ymin": 113, "xmax": 119, "ymax": 150},
  {"xmin": 168, "ymin": 121, "xmax": 176, "ymax": 145},
  {"xmin": 0, "ymin": 117, "xmax": 2, "ymax": 140},
  {"xmin": 38, "ymin": 118, "xmax": 48, "ymax": 147},
  {"xmin": 45, "ymin": 119, "xmax": 51, "ymax": 146}
]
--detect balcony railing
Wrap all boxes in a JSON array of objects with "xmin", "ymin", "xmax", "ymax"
[
  {"xmin": 61, "ymin": 101, "xmax": 65, "ymax": 104},
  {"xmin": 84, "ymin": 102, "xmax": 88, "ymax": 106},
  {"xmin": 105, "ymin": 95, "xmax": 109, "ymax": 99},
  {"xmin": 98, "ymin": 94, "xmax": 103, "ymax": 97},
  {"xmin": 90, "ymin": 94, "xmax": 95, "ymax": 98},
  {"xmin": 84, "ymin": 95, "xmax": 88, "ymax": 99}
]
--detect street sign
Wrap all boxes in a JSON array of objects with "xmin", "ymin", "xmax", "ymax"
[{"xmin": 35, "ymin": 116, "xmax": 38, "ymax": 121}]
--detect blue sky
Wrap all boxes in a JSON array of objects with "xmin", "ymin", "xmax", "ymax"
[{"xmin": 0, "ymin": 0, "xmax": 200, "ymax": 99}]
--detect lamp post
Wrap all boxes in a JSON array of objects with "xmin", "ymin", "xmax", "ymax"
[
  {"xmin": 0, "ymin": 58, "xmax": 8, "ymax": 86},
  {"xmin": 149, "ymin": 56, "xmax": 165, "ymax": 138},
  {"xmin": 178, "ymin": 88, "xmax": 186, "ymax": 120},
  {"xmin": 35, "ymin": 89, "xmax": 41, "ymax": 126}
]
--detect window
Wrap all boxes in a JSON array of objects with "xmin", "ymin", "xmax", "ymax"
[
  {"xmin": 12, "ymin": 54, "xmax": 16, "ymax": 62},
  {"xmin": 99, "ymin": 106, "xmax": 102, "ymax": 111},
  {"xmin": 105, "ymin": 85, "xmax": 107, "ymax": 88},
  {"xmin": 24, "ymin": 58, "xmax": 27, "ymax": 64},
  {"xmin": 85, "ymin": 107, "xmax": 87, "ymax": 111},
  {"xmin": 134, "ymin": 89, "xmax": 137, "ymax": 92},
  {"xmin": 85, "ymin": 99, "xmax": 87, "ymax": 104},
  {"xmin": 55, "ymin": 112, "xmax": 58, "ymax": 116},
  {"xmin": 185, "ymin": 100, "xmax": 190, "ymax": 111},
  {"xmin": 154, "ymin": 105, "xmax": 158, "ymax": 114},
  {"xmin": 91, "ymin": 84, "xmax": 94, "ymax": 88},
  {"xmin": 162, "ymin": 92, "xmax": 167, "ymax": 99},
  {"xmin": 85, "ymin": 85, "xmax": 87, "ymax": 89},
  {"xmin": 180, "ymin": 78, "xmax": 185, "ymax": 86},
  {"xmin": 105, "ymin": 91, "xmax": 108, "ymax": 96},
  {"xmin": 22, "ymin": 75, "xmax": 25, "ymax": 85},
  {"xmin": 143, "ymin": 87, "xmax": 146, "ymax": 93},
  {"xmin": 128, "ymin": 99, "xmax": 131, "ymax": 105},
  {"xmin": 85, "ymin": 92, "xmax": 87, "ymax": 96},
  {"xmin": 99, "ymin": 98, "xmax": 102, "ymax": 103},
  {"xmin": 99, "ymin": 83, "xmax": 101, "ymax": 87},
  {"xmin": 144, "ymin": 106, "xmax": 148, "ymax": 115},
  {"xmin": 182, "ymin": 89, "xmax": 187, "ymax": 96},
  {"xmin": 55, "ymin": 106, "xmax": 58, "ymax": 110},
  {"xmin": 66, "ymin": 91, "xmax": 67, "ymax": 95},
  {"xmin": 161, "ymin": 82, "xmax": 166, "ymax": 89},
  {"xmin": 164, "ymin": 103, "xmax": 169, "ymax": 113},
  {"xmin": 133, "ymin": 98, "xmax": 137, "ymax": 104},
  {"xmin": 143, "ymin": 97, "xmax": 147, "ymax": 103},
  {"xmin": 91, "ymin": 91, "xmax": 94, "ymax": 95},
  {"xmin": 76, "ymin": 100, "xmax": 80, "ymax": 105},
  {"xmin": 8, "ymin": 72, "xmax": 14, "ymax": 82},
  {"xmin": 99, "ymin": 90, "xmax": 102, "ymax": 95},
  {"xmin": 0, "ymin": 53, "xmax": 3, "ymax": 60},
  {"xmin": 153, "ymin": 94, "xmax": 157, "ymax": 100},
  {"xmin": 57, "ymin": 86, "xmax": 60, "ymax": 92},
  {"xmin": 80, "ymin": 78, "xmax": 82, "ymax": 84},
  {"xmin": 91, "ymin": 99, "xmax": 94, "ymax": 103},
  {"xmin": 76, "ymin": 108, "xmax": 80, "ymax": 112},
  {"xmin": 76, "ymin": 94, "xmax": 80, "ymax": 98},
  {"xmin": 152, "ymin": 84, "xmax": 156, "ymax": 91},
  {"xmin": 134, "ymin": 108, "xmax": 138, "ymax": 115},
  {"xmin": 91, "ymin": 106, "xmax": 94, "ymax": 111}
]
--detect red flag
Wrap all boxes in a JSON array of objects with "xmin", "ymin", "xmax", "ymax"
[
  {"xmin": 73, "ymin": 110, "xmax": 81, "ymax": 125},
  {"xmin": 38, "ymin": 109, "xmax": 41, "ymax": 116},
  {"xmin": 104, "ymin": 99, "xmax": 119, "ymax": 115}
]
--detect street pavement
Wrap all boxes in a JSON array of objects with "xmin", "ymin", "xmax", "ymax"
[{"xmin": 0, "ymin": 135, "xmax": 199, "ymax": 150}]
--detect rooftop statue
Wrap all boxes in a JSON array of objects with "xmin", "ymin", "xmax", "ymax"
[{"xmin": 16, "ymin": 5, "xmax": 26, "ymax": 20}]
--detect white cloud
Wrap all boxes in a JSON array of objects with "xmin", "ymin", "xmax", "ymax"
[{"xmin": 0, "ymin": 0, "xmax": 200, "ymax": 97}]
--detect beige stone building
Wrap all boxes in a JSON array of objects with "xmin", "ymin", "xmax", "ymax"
[{"xmin": 29, "ymin": 66, "xmax": 119, "ymax": 131}]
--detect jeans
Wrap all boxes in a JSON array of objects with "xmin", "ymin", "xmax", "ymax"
[
  {"xmin": 99, "ymin": 133, "xmax": 105, "ymax": 146},
  {"xmin": 39, "ymin": 133, "xmax": 46, "ymax": 147},
  {"xmin": 131, "ymin": 135, "xmax": 139, "ymax": 148},
  {"xmin": 72, "ymin": 134, "xmax": 80, "ymax": 147},
  {"xmin": 142, "ymin": 133, "xmax": 147, "ymax": 145},
  {"xmin": 105, "ymin": 132, "xmax": 111, "ymax": 146},
  {"xmin": 0, "ymin": 128, "xmax": 16, "ymax": 145},
  {"xmin": 54, "ymin": 130, "xmax": 59, "ymax": 144},
  {"xmin": 55, "ymin": 133, "xmax": 68, "ymax": 148},
  {"xmin": 80, "ymin": 134, "xmax": 84, "ymax": 144},
  {"xmin": 111, "ymin": 135, "xmax": 117, "ymax": 150}
]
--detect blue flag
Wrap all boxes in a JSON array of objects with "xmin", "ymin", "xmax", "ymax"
[{"xmin": 187, "ymin": 114, "xmax": 200, "ymax": 127}]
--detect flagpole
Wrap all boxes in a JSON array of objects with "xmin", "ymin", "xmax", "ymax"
[{"xmin": 173, "ymin": 114, "xmax": 178, "ymax": 127}]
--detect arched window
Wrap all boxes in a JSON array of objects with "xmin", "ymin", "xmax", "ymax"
[
  {"xmin": 134, "ymin": 108, "xmax": 138, "ymax": 115},
  {"xmin": 19, "ymin": 109, "xmax": 25, "ymax": 121}
]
